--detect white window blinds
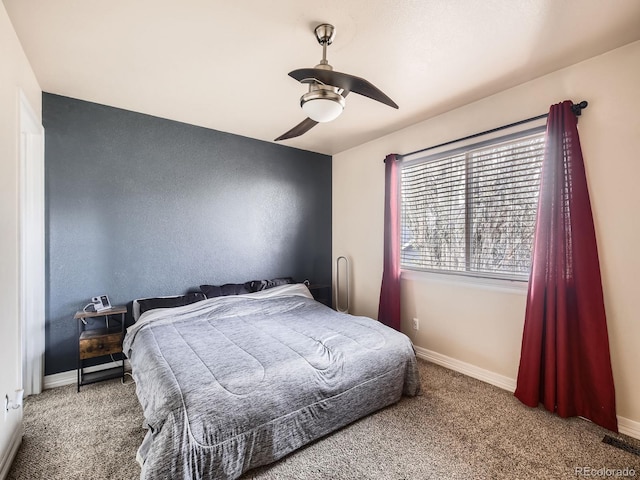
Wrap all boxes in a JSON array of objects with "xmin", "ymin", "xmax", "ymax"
[{"xmin": 400, "ymin": 129, "xmax": 545, "ymax": 280}]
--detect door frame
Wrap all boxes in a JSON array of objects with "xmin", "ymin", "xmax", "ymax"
[{"xmin": 19, "ymin": 90, "xmax": 45, "ymax": 396}]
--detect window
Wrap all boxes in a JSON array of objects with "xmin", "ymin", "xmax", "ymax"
[{"xmin": 400, "ymin": 128, "xmax": 545, "ymax": 280}]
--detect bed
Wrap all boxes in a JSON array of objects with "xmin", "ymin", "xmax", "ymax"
[{"xmin": 123, "ymin": 283, "xmax": 421, "ymax": 479}]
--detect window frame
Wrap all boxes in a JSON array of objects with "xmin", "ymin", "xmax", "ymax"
[{"xmin": 399, "ymin": 124, "xmax": 547, "ymax": 283}]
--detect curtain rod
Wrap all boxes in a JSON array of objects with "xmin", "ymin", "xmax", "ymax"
[{"xmin": 400, "ymin": 100, "xmax": 588, "ymax": 159}]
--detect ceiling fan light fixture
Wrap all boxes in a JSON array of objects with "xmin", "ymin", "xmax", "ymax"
[
  {"xmin": 275, "ymin": 22, "xmax": 398, "ymax": 141},
  {"xmin": 300, "ymin": 89, "xmax": 345, "ymax": 123}
]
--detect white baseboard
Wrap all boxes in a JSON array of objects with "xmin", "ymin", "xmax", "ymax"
[
  {"xmin": 44, "ymin": 360, "xmax": 131, "ymax": 390},
  {"xmin": 413, "ymin": 345, "xmax": 639, "ymax": 440},
  {"xmin": 414, "ymin": 345, "xmax": 517, "ymax": 392},
  {"xmin": 0, "ymin": 423, "xmax": 22, "ymax": 480},
  {"xmin": 618, "ymin": 416, "xmax": 640, "ymax": 440}
]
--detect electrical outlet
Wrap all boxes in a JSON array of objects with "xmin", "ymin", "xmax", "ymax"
[{"xmin": 412, "ymin": 317, "xmax": 419, "ymax": 331}]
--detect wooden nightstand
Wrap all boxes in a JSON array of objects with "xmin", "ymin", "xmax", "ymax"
[{"xmin": 73, "ymin": 306, "xmax": 127, "ymax": 392}]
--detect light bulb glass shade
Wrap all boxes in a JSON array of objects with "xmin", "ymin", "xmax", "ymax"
[
  {"xmin": 300, "ymin": 90, "xmax": 345, "ymax": 123},
  {"xmin": 302, "ymin": 98, "xmax": 344, "ymax": 122}
]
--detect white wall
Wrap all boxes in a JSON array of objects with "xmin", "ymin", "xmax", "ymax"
[
  {"xmin": 333, "ymin": 41, "xmax": 640, "ymax": 431},
  {"xmin": 0, "ymin": 2, "xmax": 42, "ymax": 474}
]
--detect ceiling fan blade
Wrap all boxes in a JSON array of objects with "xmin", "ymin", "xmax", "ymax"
[
  {"xmin": 274, "ymin": 117, "xmax": 318, "ymax": 141},
  {"xmin": 289, "ymin": 68, "xmax": 398, "ymax": 109}
]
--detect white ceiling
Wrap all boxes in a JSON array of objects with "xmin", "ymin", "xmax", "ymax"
[{"xmin": 4, "ymin": 0, "xmax": 640, "ymax": 155}]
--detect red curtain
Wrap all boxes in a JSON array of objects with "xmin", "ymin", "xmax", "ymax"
[
  {"xmin": 378, "ymin": 154, "xmax": 401, "ymax": 331},
  {"xmin": 514, "ymin": 101, "xmax": 617, "ymax": 432}
]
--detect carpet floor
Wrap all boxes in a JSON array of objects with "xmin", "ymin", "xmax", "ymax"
[{"xmin": 7, "ymin": 359, "xmax": 640, "ymax": 479}]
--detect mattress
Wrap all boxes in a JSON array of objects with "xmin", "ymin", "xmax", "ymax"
[{"xmin": 123, "ymin": 284, "xmax": 421, "ymax": 479}]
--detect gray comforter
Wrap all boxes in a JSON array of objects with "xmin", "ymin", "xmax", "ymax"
[{"xmin": 124, "ymin": 284, "xmax": 420, "ymax": 480}]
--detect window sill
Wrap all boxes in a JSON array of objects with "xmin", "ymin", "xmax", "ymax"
[{"xmin": 401, "ymin": 269, "xmax": 529, "ymax": 295}]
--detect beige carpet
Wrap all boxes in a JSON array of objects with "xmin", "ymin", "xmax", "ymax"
[{"xmin": 8, "ymin": 360, "xmax": 640, "ymax": 479}]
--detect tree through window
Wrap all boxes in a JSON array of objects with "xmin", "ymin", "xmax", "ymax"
[{"xmin": 400, "ymin": 129, "xmax": 545, "ymax": 280}]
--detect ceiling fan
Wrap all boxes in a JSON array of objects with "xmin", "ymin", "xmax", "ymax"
[{"xmin": 275, "ymin": 23, "xmax": 399, "ymax": 142}]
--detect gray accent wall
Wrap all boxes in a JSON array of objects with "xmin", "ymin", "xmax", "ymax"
[{"xmin": 44, "ymin": 93, "xmax": 332, "ymax": 375}]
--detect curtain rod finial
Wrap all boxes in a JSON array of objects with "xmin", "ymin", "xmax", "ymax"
[{"xmin": 572, "ymin": 100, "xmax": 588, "ymax": 116}]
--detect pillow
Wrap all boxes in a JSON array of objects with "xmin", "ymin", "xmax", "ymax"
[
  {"xmin": 137, "ymin": 292, "xmax": 206, "ymax": 315},
  {"xmin": 200, "ymin": 283, "xmax": 250, "ymax": 299},
  {"xmin": 245, "ymin": 277, "xmax": 294, "ymax": 292},
  {"xmin": 265, "ymin": 277, "xmax": 294, "ymax": 289},
  {"xmin": 244, "ymin": 280, "xmax": 267, "ymax": 292}
]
